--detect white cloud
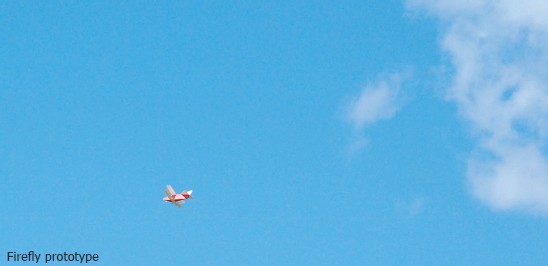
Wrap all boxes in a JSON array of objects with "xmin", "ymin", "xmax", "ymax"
[
  {"xmin": 408, "ymin": 0, "xmax": 548, "ymax": 215},
  {"xmin": 469, "ymin": 145, "xmax": 548, "ymax": 213},
  {"xmin": 396, "ymin": 197, "xmax": 425, "ymax": 216},
  {"xmin": 347, "ymin": 76, "xmax": 402, "ymax": 131},
  {"xmin": 345, "ymin": 75, "xmax": 403, "ymax": 154}
]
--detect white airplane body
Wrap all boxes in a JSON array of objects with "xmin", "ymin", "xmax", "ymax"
[{"xmin": 163, "ymin": 185, "xmax": 192, "ymax": 208}]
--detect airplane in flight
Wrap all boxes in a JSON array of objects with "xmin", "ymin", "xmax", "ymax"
[{"xmin": 163, "ymin": 185, "xmax": 193, "ymax": 208}]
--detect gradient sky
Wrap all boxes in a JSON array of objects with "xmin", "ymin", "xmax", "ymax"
[{"xmin": 1, "ymin": 1, "xmax": 547, "ymax": 265}]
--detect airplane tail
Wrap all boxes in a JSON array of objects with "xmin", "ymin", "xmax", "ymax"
[{"xmin": 182, "ymin": 190, "xmax": 193, "ymax": 199}]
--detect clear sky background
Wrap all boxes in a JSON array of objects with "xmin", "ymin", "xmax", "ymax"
[{"xmin": 1, "ymin": 1, "xmax": 547, "ymax": 265}]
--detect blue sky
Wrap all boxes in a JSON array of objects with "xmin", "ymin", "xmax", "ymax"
[{"xmin": 1, "ymin": 1, "xmax": 547, "ymax": 265}]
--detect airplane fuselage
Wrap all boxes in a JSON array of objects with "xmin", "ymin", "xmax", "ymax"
[{"xmin": 162, "ymin": 194, "xmax": 190, "ymax": 202}]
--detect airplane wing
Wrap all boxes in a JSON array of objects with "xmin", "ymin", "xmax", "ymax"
[
  {"xmin": 164, "ymin": 190, "xmax": 182, "ymax": 208},
  {"xmin": 167, "ymin": 185, "xmax": 176, "ymax": 196}
]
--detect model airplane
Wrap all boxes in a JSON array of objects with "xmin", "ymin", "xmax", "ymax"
[{"xmin": 163, "ymin": 185, "xmax": 193, "ymax": 208}]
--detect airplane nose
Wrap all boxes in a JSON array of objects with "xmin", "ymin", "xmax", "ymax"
[{"xmin": 188, "ymin": 190, "xmax": 193, "ymax": 195}]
